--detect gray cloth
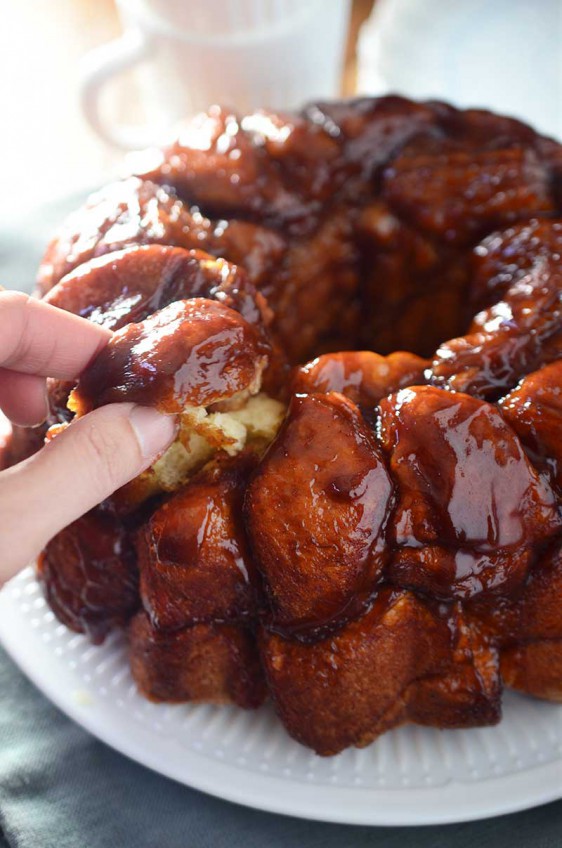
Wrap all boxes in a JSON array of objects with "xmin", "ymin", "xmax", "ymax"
[
  {"xmin": 1, "ymin": 647, "xmax": 561, "ymax": 848},
  {"xmin": 1, "ymin": 196, "xmax": 561, "ymax": 848}
]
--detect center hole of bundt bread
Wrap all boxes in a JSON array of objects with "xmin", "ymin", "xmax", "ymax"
[{"xmin": 352, "ymin": 205, "xmax": 476, "ymax": 361}]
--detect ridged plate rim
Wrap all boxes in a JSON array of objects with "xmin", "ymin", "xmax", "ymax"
[{"xmin": 0, "ymin": 567, "xmax": 561, "ymax": 826}]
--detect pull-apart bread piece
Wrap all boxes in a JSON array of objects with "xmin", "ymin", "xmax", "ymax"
[{"xmin": 58, "ymin": 247, "xmax": 285, "ymax": 510}]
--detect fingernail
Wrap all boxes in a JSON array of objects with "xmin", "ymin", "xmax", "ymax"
[
  {"xmin": 39, "ymin": 381, "xmax": 50, "ymax": 423},
  {"xmin": 129, "ymin": 405, "xmax": 178, "ymax": 462},
  {"xmin": 21, "ymin": 383, "xmax": 50, "ymax": 428}
]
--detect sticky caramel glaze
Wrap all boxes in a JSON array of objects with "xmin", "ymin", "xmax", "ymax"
[
  {"xmin": 10, "ymin": 247, "xmax": 271, "ymax": 471},
  {"xmin": 137, "ymin": 453, "xmax": 259, "ymax": 631},
  {"xmin": 379, "ymin": 386, "xmax": 561, "ymax": 600},
  {"xmin": 134, "ymin": 107, "xmax": 342, "ymax": 226},
  {"xmin": 469, "ymin": 540, "xmax": 562, "ymax": 646},
  {"xmin": 429, "ymin": 220, "xmax": 562, "ymax": 398},
  {"xmin": 36, "ymin": 98, "xmax": 562, "ymax": 364},
  {"xmin": 499, "ymin": 360, "xmax": 562, "ymax": 492},
  {"xmin": 406, "ymin": 608, "xmax": 501, "ymax": 729},
  {"xmin": 130, "ymin": 97, "xmax": 562, "ymax": 362},
  {"xmin": 69, "ymin": 298, "xmax": 269, "ymax": 416},
  {"xmin": 45, "ymin": 245, "xmax": 286, "ymax": 403},
  {"xmin": 38, "ymin": 509, "xmax": 139, "ymax": 643},
  {"xmin": 291, "ymin": 350, "xmax": 428, "ymax": 410},
  {"xmin": 382, "ymin": 148, "xmax": 553, "ymax": 246},
  {"xmin": 44, "ymin": 245, "xmax": 269, "ymax": 334},
  {"xmin": 38, "ymin": 176, "xmax": 288, "ymax": 297},
  {"xmin": 245, "ymin": 393, "xmax": 394, "ymax": 635},
  {"xmin": 469, "ymin": 219, "xmax": 562, "ymax": 312},
  {"xmin": 36, "ymin": 177, "xmax": 209, "ymax": 295},
  {"xmin": 129, "ymin": 610, "xmax": 266, "ymax": 708},
  {"xmin": 468, "ymin": 541, "xmax": 562, "ymax": 700}
]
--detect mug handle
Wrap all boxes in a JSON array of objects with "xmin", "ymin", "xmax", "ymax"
[{"xmin": 80, "ymin": 29, "xmax": 155, "ymax": 150}]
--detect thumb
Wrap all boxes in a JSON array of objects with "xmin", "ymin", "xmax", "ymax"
[{"xmin": 0, "ymin": 403, "xmax": 177, "ymax": 586}]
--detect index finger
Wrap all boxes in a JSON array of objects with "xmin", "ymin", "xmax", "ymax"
[{"xmin": 0, "ymin": 290, "xmax": 111, "ymax": 378}]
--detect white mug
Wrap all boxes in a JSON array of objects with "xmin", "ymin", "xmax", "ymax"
[{"xmin": 80, "ymin": 0, "xmax": 351, "ymax": 150}]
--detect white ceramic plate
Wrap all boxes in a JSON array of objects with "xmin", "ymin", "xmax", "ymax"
[{"xmin": 1, "ymin": 567, "xmax": 561, "ymax": 826}]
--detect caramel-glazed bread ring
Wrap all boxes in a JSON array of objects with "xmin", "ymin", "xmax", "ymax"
[{"xmin": 4, "ymin": 95, "xmax": 559, "ymax": 755}]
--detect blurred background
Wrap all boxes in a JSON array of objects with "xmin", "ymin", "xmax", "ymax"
[
  {"xmin": 0, "ymin": 0, "xmax": 559, "ymax": 223},
  {"xmin": 1, "ymin": 0, "xmax": 120, "ymax": 215},
  {"xmin": 0, "ymin": 0, "xmax": 373, "ymax": 218}
]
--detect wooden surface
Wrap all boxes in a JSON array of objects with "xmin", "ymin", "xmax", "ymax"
[
  {"xmin": 0, "ymin": 0, "xmax": 374, "ymax": 222},
  {"xmin": 344, "ymin": 0, "xmax": 376, "ymax": 95}
]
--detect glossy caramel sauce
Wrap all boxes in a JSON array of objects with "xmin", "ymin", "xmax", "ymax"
[
  {"xmin": 69, "ymin": 298, "xmax": 268, "ymax": 414},
  {"xmin": 246, "ymin": 392, "xmax": 394, "ymax": 635},
  {"xmin": 138, "ymin": 452, "xmax": 259, "ymax": 631},
  {"xmin": 379, "ymin": 386, "xmax": 560, "ymax": 600}
]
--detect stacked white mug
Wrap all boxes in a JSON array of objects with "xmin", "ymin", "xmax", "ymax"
[{"xmin": 81, "ymin": 0, "xmax": 351, "ymax": 149}]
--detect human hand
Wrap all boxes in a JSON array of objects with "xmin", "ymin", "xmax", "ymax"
[{"xmin": 0, "ymin": 291, "xmax": 177, "ymax": 587}]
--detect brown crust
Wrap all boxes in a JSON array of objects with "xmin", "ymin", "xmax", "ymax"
[
  {"xmin": 38, "ymin": 509, "xmax": 139, "ymax": 643},
  {"xmin": 260, "ymin": 590, "xmax": 501, "ymax": 756},
  {"xmin": 129, "ymin": 610, "xmax": 266, "ymax": 708}
]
